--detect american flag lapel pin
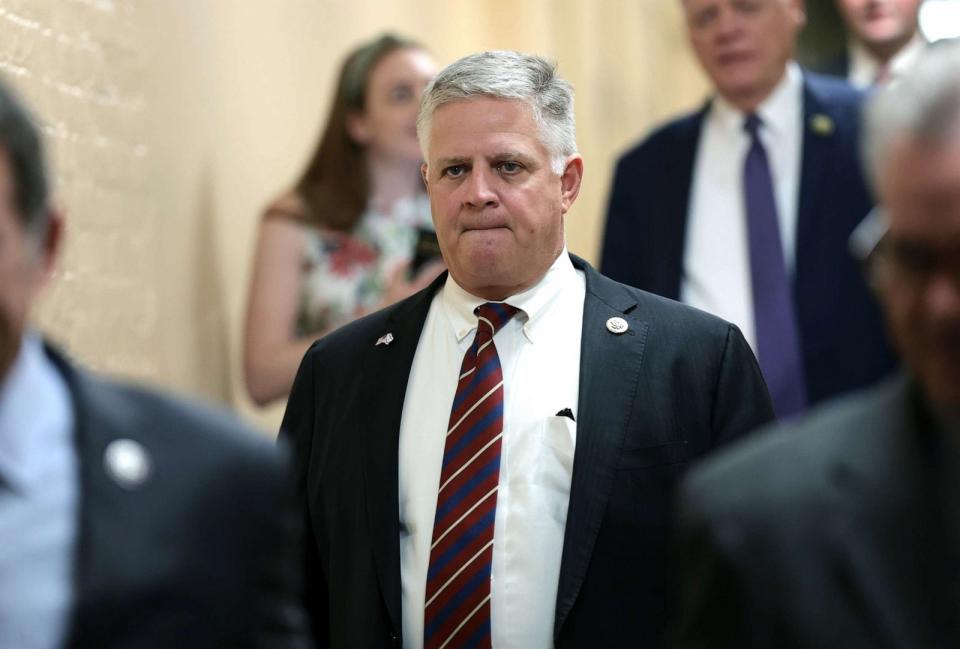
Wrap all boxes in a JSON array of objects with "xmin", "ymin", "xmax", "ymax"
[{"xmin": 376, "ymin": 333, "xmax": 394, "ymax": 347}]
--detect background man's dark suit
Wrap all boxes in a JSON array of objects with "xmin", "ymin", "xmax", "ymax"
[
  {"xmin": 675, "ymin": 375, "xmax": 960, "ymax": 648},
  {"xmin": 49, "ymin": 346, "xmax": 307, "ymax": 649},
  {"xmin": 282, "ymin": 255, "xmax": 774, "ymax": 648},
  {"xmin": 600, "ymin": 72, "xmax": 897, "ymax": 406}
]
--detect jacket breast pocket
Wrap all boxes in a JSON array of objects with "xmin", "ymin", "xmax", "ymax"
[
  {"xmin": 618, "ymin": 440, "xmax": 688, "ymax": 472},
  {"xmin": 601, "ymin": 440, "xmax": 690, "ymax": 558}
]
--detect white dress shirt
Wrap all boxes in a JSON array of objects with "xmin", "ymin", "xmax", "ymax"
[
  {"xmin": 681, "ymin": 62, "xmax": 803, "ymax": 351},
  {"xmin": 0, "ymin": 334, "xmax": 77, "ymax": 649},
  {"xmin": 847, "ymin": 34, "xmax": 926, "ymax": 88},
  {"xmin": 398, "ymin": 250, "xmax": 585, "ymax": 649}
]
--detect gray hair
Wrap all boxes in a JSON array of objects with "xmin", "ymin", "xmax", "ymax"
[
  {"xmin": 417, "ymin": 50, "xmax": 577, "ymax": 173},
  {"xmin": 863, "ymin": 39, "xmax": 960, "ymax": 192}
]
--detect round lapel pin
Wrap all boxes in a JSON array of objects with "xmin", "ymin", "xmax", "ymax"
[
  {"xmin": 606, "ymin": 316, "xmax": 628, "ymax": 334},
  {"xmin": 104, "ymin": 439, "xmax": 152, "ymax": 489}
]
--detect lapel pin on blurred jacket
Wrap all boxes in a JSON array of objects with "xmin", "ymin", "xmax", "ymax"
[
  {"xmin": 810, "ymin": 114, "xmax": 834, "ymax": 136},
  {"xmin": 104, "ymin": 439, "xmax": 152, "ymax": 489},
  {"xmin": 376, "ymin": 333, "xmax": 394, "ymax": 347}
]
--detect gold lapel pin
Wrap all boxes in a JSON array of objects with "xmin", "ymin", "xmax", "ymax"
[{"xmin": 810, "ymin": 114, "xmax": 834, "ymax": 136}]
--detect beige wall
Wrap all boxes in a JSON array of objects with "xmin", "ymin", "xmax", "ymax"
[{"xmin": 8, "ymin": 1, "xmax": 708, "ymax": 433}]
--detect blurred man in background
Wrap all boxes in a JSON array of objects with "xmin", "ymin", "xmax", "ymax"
[
  {"xmin": 675, "ymin": 41, "xmax": 960, "ymax": 648},
  {"xmin": 831, "ymin": 0, "xmax": 926, "ymax": 86},
  {"xmin": 0, "ymin": 80, "xmax": 306, "ymax": 648},
  {"xmin": 601, "ymin": 0, "xmax": 896, "ymax": 419}
]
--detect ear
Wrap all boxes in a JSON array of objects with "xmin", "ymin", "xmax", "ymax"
[
  {"xmin": 35, "ymin": 207, "xmax": 64, "ymax": 291},
  {"xmin": 559, "ymin": 155, "xmax": 584, "ymax": 215},
  {"xmin": 421, "ymin": 162, "xmax": 430, "ymax": 194},
  {"xmin": 345, "ymin": 110, "xmax": 371, "ymax": 146}
]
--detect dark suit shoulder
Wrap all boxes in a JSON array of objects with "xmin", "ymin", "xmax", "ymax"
[
  {"xmin": 803, "ymin": 71, "xmax": 867, "ymax": 129},
  {"xmin": 616, "ymin": 109, "xmax": 703, "ymax": 170},
  {"xmin": 805, "ymin": 70, "xmax": 864, "ymax": 102},
  {"xmin": 633, "ymin": 285, "xmax": 734, "ymax": 336},
  {"xmin": 63, "ymin": 361, "xmax": 286, "ymax": 486},
  {"xmin": 682, "ymin": 377, "xmax": 907, "ymax": 520},
  {"xmin": 591, "ymin": 267, "xmax": 739, "ymax": 341},
  {"xmin": 100, "ymin": 379, "xmax": 270, "ymax": 449}
]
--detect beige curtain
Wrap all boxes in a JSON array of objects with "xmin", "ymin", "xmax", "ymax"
[{"xmin": 6, "ymin": 0, "xmax": 708, "ymax": 433}]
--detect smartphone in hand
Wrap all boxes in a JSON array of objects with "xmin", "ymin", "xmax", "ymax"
[{"xmin": 410, "ymin": 228, "xmax": 442, "ymax": 276}]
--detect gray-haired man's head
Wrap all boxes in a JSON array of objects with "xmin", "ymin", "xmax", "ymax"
[
  {"xmin": 417, "ymin": 50, "xmax": 577, "ymax": 174},
  {"xmin": 417, "ymin": 50, "xmax": 584, "ymax": 303},
  {"xmin": 860, "ymin": 40, "xmax": 960, "ymax": 413}
]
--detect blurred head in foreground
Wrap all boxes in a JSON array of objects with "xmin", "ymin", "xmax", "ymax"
[{"xmin": 862, "ymin": 40, "xmax": 960, "ymax": 414}]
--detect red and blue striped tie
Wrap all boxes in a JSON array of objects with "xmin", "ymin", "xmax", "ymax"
[{"xmin": 424, "ymin": 302, "xmax": 518, "ymax": 649}]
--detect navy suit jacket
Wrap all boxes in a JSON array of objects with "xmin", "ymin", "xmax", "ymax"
[
  {"xmin": 45, "ymin": 346, "xmax": 309, "ymax": 649},
  {"xmin": 600, "ymin": 72, "xmax": 897, "ymax": 406},
  {"xmin": 281, "ymin": 255, "xmax": 775, "ymax": 648}
]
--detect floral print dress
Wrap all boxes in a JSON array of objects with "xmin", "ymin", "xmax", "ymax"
[{"xmin": 295, "ymin": 195, "xmax": 433, "ymax": 336}]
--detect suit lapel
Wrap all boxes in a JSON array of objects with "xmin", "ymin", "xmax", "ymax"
[
  {"xmin": 554, "ymin": 258, "xmax": 648, "ymax": 636},
  {"xmin": 795, "ymin": 75, "xmax": 836, "ymax": 279},
  {"xmin": 45, "ymin": 345, "xmax": 151, "ymax": 646},
  {"xmin": 359, "ymin": 275, "xmax": 444, "ymax": 633}
]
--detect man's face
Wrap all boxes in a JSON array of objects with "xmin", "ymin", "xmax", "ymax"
[
  {"xmin": 422, "ymin": 97, "xmax": 582, "ymax": 300},
  {"xmin": 0, "ymin": 149, "xmax": 53, "ymax": 382},
  {"xmin": 835, "ymin": 0, "xmax": 922, "ymax": 53},
  {"xmin": 682, "ymin": 0, "xmax": 806, "ymax": 111},
  {"xmin": 874, "ymin": 132, "xmax": 960, "ymax": 411}
]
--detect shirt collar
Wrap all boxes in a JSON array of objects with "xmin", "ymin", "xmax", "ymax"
[
  {"xmin": 441, "ymin": 249, "xmax": 579, "ymax": 345},
  {"xmin": 0, "ymin": 333, "xmax": 72, "ymax": 493},
  {"xmin": 848, "ymin": 33, "xmax": 926, "ymax": 87},
  {"xmin": 710, "ymin": 61, "xmax": 803, "ymax": 141}
]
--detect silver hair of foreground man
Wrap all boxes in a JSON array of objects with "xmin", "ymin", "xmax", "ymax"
[
  {"xmin": 417, "ymin": 50, "xmax": 577, "ymax": 173},
  {"xmin": 863, "ymin": 39, "xmax": 960, "ymax": 190}
]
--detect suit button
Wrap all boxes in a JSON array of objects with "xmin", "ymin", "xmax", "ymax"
[{"xmin": 388, "ymin": 631, "xmax": 401, "ymax": 647}]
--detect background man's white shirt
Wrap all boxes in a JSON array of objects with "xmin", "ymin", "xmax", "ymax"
[
  {"xmin": 0, "ymin": 335, "xmax": 76, "ymax": 649},
  {"xmin": 848, "ymin": 34, "xmax": 925, "ymax": 87},
  {"xmin": 682, "ymin": 62, "xmax": 803, "ymax": 351}
]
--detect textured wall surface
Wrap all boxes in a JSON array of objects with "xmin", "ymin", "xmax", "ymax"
[{"xmin": 1, "ymin": 1, "xmax": 160, "ymax": 379}]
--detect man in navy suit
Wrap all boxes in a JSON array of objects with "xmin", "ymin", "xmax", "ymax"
[
  {"xmin": 282, "ymin": 50, "xmax": 774, "ymax": 648},
  {"xmin": 601, "ymin": 0, "xmax": 896, "ymax": 417},
  {"xmin": 674, "ymin": 41, "xmax": 960, "ymax": 647}
]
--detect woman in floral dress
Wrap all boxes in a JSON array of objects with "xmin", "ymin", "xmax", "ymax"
[{"xmin": 243, "ymin": 34, "xmax": 442, "ymax": 406}]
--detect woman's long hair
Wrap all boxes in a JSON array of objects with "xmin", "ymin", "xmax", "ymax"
[{"xmin": 289, "ymin": 33, "xmax": 420, "ymax": 232}]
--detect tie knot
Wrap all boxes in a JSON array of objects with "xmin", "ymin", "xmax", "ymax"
[
  {"xmin": 743, "ymin": 113, "xmax": 762, "ymax": 138},
  {"xmin": 475, "ymin": 302, "xmax": 519, "ymax": 338}
]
